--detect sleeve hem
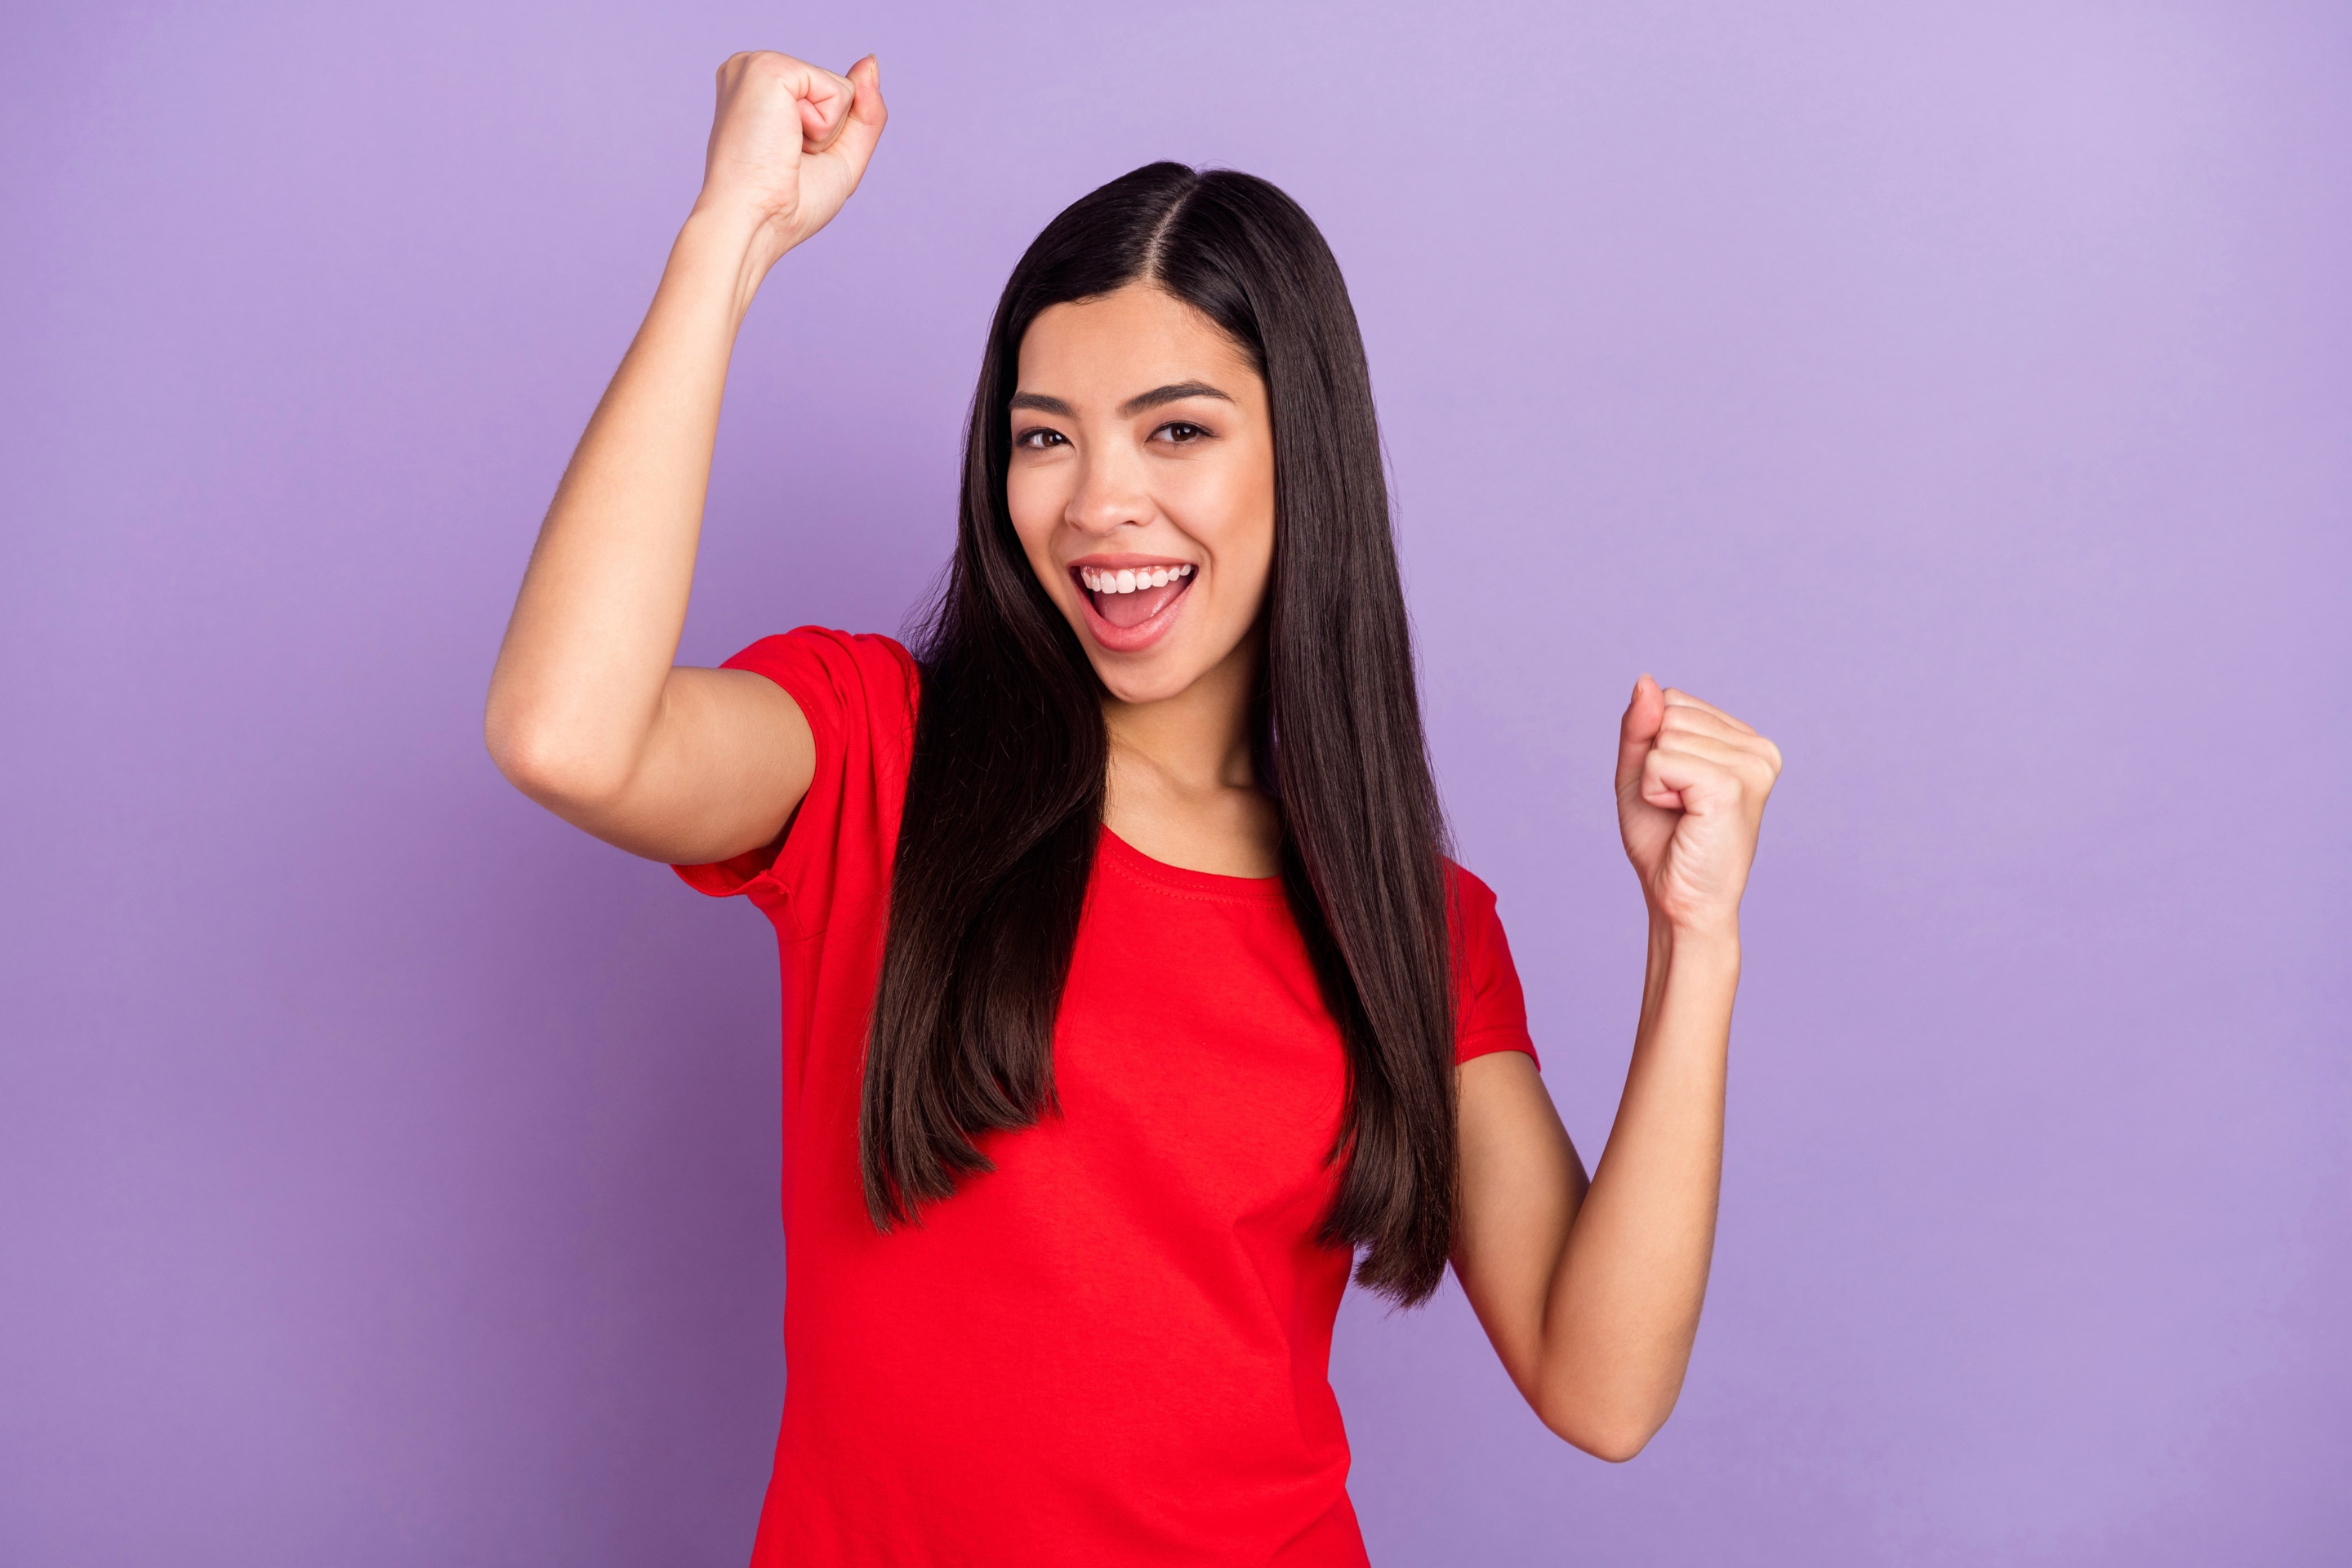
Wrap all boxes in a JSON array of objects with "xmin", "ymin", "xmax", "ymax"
[{"xmin": 1456, "ymin": 1030, "xmax": 1540, "ymax": 1069}]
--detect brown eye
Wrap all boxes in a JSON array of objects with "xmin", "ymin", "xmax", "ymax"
[
  {"xmin": 1015, "ymin": 428, "xmax": 1068, "ymax": 450},
  {"xmin": 1154, "ymin": 421, "xmax": 1208, "ymax": 444}
]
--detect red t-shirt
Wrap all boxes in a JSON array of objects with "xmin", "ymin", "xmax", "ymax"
[{"xmin": 676, "ymin": 627, "xmax": 1539, "ymax": 1567}]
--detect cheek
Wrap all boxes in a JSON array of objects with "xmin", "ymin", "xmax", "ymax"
[
  {"xmin": 1004, "ymin": 465, "xmax": 1064, "ymax": 564},
  {"xmin": 1173, "ymin": 460, "xmax": 1275, "ymax": 599}
]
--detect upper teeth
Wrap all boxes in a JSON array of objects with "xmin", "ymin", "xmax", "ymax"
[{"xmin": 1080, "ymin": 564, "xmax": 1194, "ymax": 593}]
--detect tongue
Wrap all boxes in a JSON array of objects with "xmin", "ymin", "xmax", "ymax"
[{"xmin": 1098, "ymin": 581, "xmax": 1183, "ymax": 628}]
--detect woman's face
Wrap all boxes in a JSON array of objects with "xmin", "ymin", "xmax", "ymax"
[{"xmin": 1005, "ymin": 283, "xmax": 1276, "ymax": 706}]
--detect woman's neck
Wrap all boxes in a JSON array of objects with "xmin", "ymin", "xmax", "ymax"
[{"xmin": 1099, "ymin": 626, "xmax": 1283, "ymax": 878}]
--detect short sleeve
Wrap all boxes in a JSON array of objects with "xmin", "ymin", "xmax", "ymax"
[
  {"xmin": 670, "ymin": 627, "xmax": 919, "ymax": 935},
  {"xmin": 1449, "ymin": 865, "xmax": 1540, "ymax": 1068}
]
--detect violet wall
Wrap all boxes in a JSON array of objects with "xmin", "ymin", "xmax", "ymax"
[{"xmin": 3, "ymin": 2, "xmax": 2346, "ymax": 1562}]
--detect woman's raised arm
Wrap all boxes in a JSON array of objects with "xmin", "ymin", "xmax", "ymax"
[{"xmin": 484, "ymin": 51, "xmax": 885, "ymax": 865}]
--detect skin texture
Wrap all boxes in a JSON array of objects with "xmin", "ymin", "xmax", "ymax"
[{"xmin": 485, "ymin": 49, "xmax": 1782, "ymax": 1466}]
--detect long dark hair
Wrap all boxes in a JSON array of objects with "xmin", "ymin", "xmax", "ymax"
[{"xmin": 862, "ymin": 163, "xmax": 1459, "ymax": 1304}]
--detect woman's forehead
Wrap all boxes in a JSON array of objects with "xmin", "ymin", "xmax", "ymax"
[{"xmin": 1016, "ymin": 286, "xmax": 1259, "ymax": 405}]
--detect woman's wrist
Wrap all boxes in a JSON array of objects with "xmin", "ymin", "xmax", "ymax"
[
  {"xmin": 673, "ymin": 198, "xmax": 795, "ymax": 321},
  {"xmin": 1647, "ymin": 909, "xmax": 1740, "ymax": 968},
  {"xmin": 1634, "ymin": 913, "xmax": 1740, "ymax": 1062}
]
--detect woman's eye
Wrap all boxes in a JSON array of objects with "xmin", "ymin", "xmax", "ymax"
[
  {"xmin": 1153, "ymin": 421, "xmax": 1208, "ymax": 444},
  {"xmin": 1014, "ymin": 428, "xmax": 1068, "ymax": 449}
]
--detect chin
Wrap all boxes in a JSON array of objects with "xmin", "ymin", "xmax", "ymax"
[{"xmin": 1089, "ymin": 652, "xmax": 1210, "ymax": 706}]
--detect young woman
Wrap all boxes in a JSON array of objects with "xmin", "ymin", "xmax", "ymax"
[{"xmin": 487, "ymin": 50, "xmax": 1780, "ymax": 1568}]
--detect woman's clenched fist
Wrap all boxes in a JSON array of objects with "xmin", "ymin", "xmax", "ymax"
[
  {"xmin": 697, "ymin": 51, "xmax": 886, "ymax": 264},
  {"xmin": 1614, "ymin": 675, "xmax": 1782, "ymax": 938}
]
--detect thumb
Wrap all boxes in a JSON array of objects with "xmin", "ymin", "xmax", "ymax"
[
  {"xmin": 1614, "ymin": 672, "xmax": 1664, "ymax": 797},
  {"xmin": 821, "ymin": 55, "xmax": 889, "ymax": 177}
]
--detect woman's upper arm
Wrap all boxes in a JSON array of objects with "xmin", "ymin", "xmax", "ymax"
[
  {"xmin": 1454, "ymin": 1051, "xmax": 1588, "ymax": 1392},
  {"xmin": 513, "ymin": 664, "xmax": 816, "ymax": 866}
]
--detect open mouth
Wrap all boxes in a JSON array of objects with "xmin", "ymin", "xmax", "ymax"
[{"xmin": 1072, "ymin": 561, "xmax": 1196, "ymax": 650}]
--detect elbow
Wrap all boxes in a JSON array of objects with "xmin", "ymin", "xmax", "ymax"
[
  {"xmin": 483, "ymin": 697, "xmax": 631, "ymax": 813},
  {"xmin": 1566, "ymin": 1423, "xmax": 1659, "ymax": 1465},
  {"xmin": 1550, "ymin": 1414, "xmax": 1664, "ymax": 1464},
  {"xmin": 1535, "ymin": 1395, "xmax": 1673, "ymax": 1464}
]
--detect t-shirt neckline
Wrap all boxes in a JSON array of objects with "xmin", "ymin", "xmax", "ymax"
[{"xmin": 1098, "ymin": 825, "xmax": 1289, "ymax": 904}]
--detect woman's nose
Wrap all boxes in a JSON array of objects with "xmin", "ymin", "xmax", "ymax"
[{"xmin": 1064, "ymin": 444, "xmax": 1151, "ymax": 535}]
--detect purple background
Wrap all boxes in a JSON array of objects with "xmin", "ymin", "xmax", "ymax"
[{"xmin": 4, "ymin": 2, "xmax": 2346, "ymax": 1562}]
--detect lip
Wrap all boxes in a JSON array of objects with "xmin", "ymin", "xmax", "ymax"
[{"xmin": 1067, "ymin": 557, "xmax": 1199, "ymax": 654}]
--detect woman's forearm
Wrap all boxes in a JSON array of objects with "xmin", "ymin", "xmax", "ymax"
[
  {"xmin": 1535, "ymin": 915, "xmax": 1738, "ymax": 1457},
  {"xmin": 484, "ymin": 207, "xmax": 770, "ymax": 803}
]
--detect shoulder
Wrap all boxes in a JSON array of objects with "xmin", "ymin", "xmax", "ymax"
[
  {"xmin": 719, "ymin": 626, "xmax": 920, "ymax": 744},
  {"xmin": 671, "ymin": 629, "xmax": 920, "ymax": 913},
  {"xmin": 1445, "ymin": 858, "xmax": 1503, "ymax": 923},
  {"xmin": 1442, "ymin": 858, "xmax": 1519, "ymax": 974},
  {"xmin": 1441, "ymin": 858, "xmax": 1539, "ymax": 1065}
]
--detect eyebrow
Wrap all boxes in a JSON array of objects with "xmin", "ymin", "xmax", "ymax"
[
  {"xmin": 1117, "ymin": 381, "xmax": 1232, "ymax": 417},
  {"xmin": 1006, "ymin": 381, "xmax": 1235, "ymax": 420}
]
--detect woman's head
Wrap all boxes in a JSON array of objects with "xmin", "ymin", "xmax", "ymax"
[
  {"xmin": 871, "ymin": 164, "xmax": 1461, "ymax": 1304},
  {"xmin": 1006, "ymin": 282, "xmax": 1274, "ymax": 705},
  {"xmin": 978, "ymin": 162, "xmax": 1403, "ymax": 712}
]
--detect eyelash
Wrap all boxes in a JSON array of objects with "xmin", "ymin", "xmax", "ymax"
[{"xmin": 1012, "ymin": 421, "xmax": 1211, "ymax": 450}]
